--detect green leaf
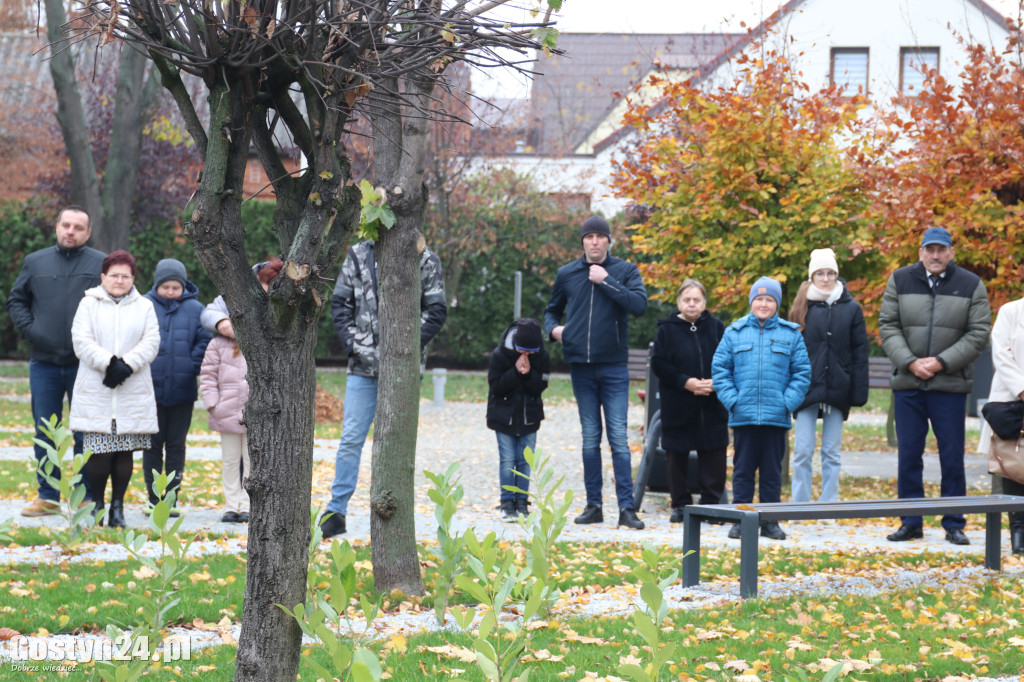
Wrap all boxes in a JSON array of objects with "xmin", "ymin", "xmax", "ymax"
[
  {"xmin": 632, "ymin": 611, "xmax": 659, "ymax": 649},
  {"xmin": 616, "ymin": 663, "xmax": 651, "ymax": 682},
  {"xmin": 474, "ymin": 639, "xmax": 500, "ymax": 681},
  {"xmin": 352, "ymin": 647, "xmax": 383, "ymax": 680}
]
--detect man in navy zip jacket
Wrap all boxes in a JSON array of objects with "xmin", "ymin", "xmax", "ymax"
[
  {"xmin": 7, "ymin": 206, "xmax": 105, "ymax": 516},
  {"xmin": 544, "ymin": 216, "xmax": 648, "ymax": 529}
]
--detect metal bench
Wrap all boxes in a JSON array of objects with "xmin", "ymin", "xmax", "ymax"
[{"xmin": 682, "ymin": 495, "xmax": 1024, "ymax": 599}]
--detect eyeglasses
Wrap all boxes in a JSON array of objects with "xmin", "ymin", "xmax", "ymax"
[
  {"xmin": 105, "ymin": 274, "xmax": 133, "ymax": 281},
  {"xmin": 812, "ymin": 271, "xmax": 837, "ymax": 280}
]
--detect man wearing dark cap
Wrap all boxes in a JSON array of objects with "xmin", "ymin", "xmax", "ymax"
[
  {"xmin": 879, "ymin": 226, "xmax": 991, "ymax": 545},
  {"xmin": 544, "ymin": 215, "xmax": 648, "ymax": 529}
]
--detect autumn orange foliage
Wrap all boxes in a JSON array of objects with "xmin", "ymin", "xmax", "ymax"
[
  {"xmin": 853, "ymin": 28, "xmax": 1024, "ymax": 325},
  {"xmin": 612, "ymin": 50, "xmax": 877, "ymax": 318}
]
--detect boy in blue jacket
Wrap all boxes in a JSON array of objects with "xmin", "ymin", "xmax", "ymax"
[{"xmin": 712, "ymin": 277, "xmax": 811, "ymax": 540}]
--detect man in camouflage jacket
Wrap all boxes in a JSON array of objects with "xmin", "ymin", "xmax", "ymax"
[
  {"xmin": 320, "ymin": 238, "xmax": 447, "ymax": 538},
  {"xmin": 879, "ymin": 226, "xmax": 991, "ymax": 546}
]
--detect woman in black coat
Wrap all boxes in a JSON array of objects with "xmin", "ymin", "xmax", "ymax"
[
  {"xmin": 486, "ymin": 318, "xmax": 550, "ymax": 520},
  {"xmin": 789, "ymin": 248, "xmax": 869, "ymax": 503},
  {"xmin": 651, "ymin": 279, "xmax": 729, "ymax": 522}
]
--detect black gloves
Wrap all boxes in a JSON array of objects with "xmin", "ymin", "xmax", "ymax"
[{"xmin": 103, "ymin": 356, "xmax": 134, "ymax": 388}]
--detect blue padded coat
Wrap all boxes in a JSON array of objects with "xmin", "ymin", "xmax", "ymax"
[
  {"xmin": 711, "ymin": 312, "xmax": 811, "ymax": 429},
  {"xmin": 145, "ymin": 281, "xmax": 212, "ymax": 407}
]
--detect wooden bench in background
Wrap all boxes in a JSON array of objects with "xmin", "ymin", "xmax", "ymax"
[
  {"xmin": 867, "ymin": 357, "xmax": 897, "ymax": 445},
  {"xmin": 628, "ymin": 348, "xmax": 649, "ymax": 382},
  {"xmin": 682, "ymin": 495, "xmax": 1024, "ymax": 599},
  {"xmin": 868, "ymin": 356, "xmax": 894, "ymax": 390}
]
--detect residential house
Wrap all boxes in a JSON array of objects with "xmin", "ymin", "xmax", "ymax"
[{"xmin": 475, "ymin": 0, "xmax": 1013, "ymax": 216}]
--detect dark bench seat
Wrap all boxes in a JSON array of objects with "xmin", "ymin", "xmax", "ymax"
[{"xmin": 682, "ymin": 495, "xmax": 1024, "ymax": 598}]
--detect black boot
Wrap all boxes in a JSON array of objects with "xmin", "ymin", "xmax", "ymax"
[
  {"xmin": 94, "ymin": 504, "xmax": 105, "ymax": 527},
  {"xmin": 108, "ymin": 500, "xmax": 126, "ymax": 528},
  {"xmin": 1011, "ymin": 513, "xmax": 1024, "ymax": 555}
]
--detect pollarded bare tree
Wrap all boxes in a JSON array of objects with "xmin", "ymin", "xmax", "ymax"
[{"xmin": 63, "ymin": 1, "xmax": 558, "ymax": 679}]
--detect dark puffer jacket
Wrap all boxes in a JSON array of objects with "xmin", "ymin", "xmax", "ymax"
[
  {"xmin": 145, "ymin": 281, "xmax": 212, "ymax": 406},
  {"xmin": 651, "ymin": 311, "xmax": 729, "ymax": 452},
  {"xmin": 879, "ymin": 261, "xmax": 990, "ymax": 393},
  {"xmin": 486, "ymin": 323, "xmax": 551, "ymax": 437},
  {"xmin": 796, "ymin": 283, "xmax": 869, "ymax": 419}
]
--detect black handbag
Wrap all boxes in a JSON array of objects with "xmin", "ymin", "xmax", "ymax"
[{"xmin": 982, "ymin": 400, "xmax": 1024, "ymax": 441}]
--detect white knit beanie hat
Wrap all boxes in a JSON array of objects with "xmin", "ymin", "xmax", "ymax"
[{"xmin": 808, "ymin": 248, "xmax": 839, "ymax": 281}]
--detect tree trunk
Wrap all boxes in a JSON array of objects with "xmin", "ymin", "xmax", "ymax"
[
  {"xmin": 368, "ymin": 73, "xmax": 437, "ymax": 595},
  {"xmin": 45, "ymin": 0, "xmax": 156, "ymax": 252},
  {"xmin": 183, "ymin": 77, "xmax": 359, "ymax": 680},
  {"xmin": 233, "ymin": 336, "xmax": 317, "ymax": 680},
  {"xmin": 100, "ymin": 49, "xmax": 159, "ymax": 251},
  {"xmin": 371, "ymin": 218, "xmax": 425, "ymax": 595},
  {"xmin": 185, "ymin": 84, "xmax": 310, "ymax": 682},
  {"xmin": 44, "ymin": 0, "xmax": 100, "ymax": 224}
]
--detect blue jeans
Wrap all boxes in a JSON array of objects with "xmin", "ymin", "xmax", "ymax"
[
  {"xmin": 327, "ymin": 374, "xmax": 378, "ymax": 516},
  {"xmin": 732, "ymin": 425, "xmax": 786, "ymax": 504},
  {"xmin": 30, "ymin": 359, "xmax": 89, "ymax": 502},
  {"xmin": 497, "ymin": 432, "xmax": 535, "ymax": 502},
  {"xmin": 893, "ymin": 389, "xmax": 967, "ymax": 530},
  {"xmin": 792, "ymin": 405, "xmax": 844, "ymax": 503},
  {"xmin": 570, "ymin": 362, "xmax": 634, "ymax": 510}
]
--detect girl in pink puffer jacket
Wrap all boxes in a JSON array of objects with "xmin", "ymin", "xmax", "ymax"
[{"xmin": 200, "ymin": 335, "xmax": 250, "ymax": 523}]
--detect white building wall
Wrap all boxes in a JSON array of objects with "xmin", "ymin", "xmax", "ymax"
[
  {"xmin": 768, "ymin": 0, "xmax": 1009, "ymax": 100},
  {"xmin": 473, "ymin": 0, "xmax": 1011, "ymax": 217},
  {"xmin": 464, "ymin": 153, "xmax": 628, "ymax": 217}
]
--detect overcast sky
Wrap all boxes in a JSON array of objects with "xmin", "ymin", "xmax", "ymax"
[{"xmin": 472, "ymin": 0, "xmax": 1024, "ymax": 98}]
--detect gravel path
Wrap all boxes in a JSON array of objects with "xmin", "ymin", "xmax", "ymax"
[{"xmin": 0, "ymin": 401, "xmax": 997, "ymax": 543}]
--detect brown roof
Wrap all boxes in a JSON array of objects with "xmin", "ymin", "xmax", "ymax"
[{"xmin": 526, "ymin": 32, "xmax": 740, "ymax": 154}]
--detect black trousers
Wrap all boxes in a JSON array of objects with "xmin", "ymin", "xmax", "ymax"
[
  {"xmin": 143, "ymin": 403, "xmax": 193, "ymax": 506},
  {"xmin": 1005, "ymin": 476, "xmax": 1024, "ymax": 529},
  {"xmin": 666, "ymin": 447, "xmax": 727, "ymax": 508}
]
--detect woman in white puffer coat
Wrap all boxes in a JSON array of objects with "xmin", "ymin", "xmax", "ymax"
[{"xmin": 71, "ymin": 250, "xmax": 160, "ymax": 528}]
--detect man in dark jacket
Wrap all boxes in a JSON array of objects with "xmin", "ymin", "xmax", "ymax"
[
  {"xmin": 6, "ymin": 206, "xmax": 105, "ymax": 516},
  {"xmin": 879, "ymin": 226, "xmax": 991, "ymax": 545},
  {"xmin": 544, "ymin": 215, "xmax": 648, "ymax": 529},
  {"xmin": 320, "ymin": 236, "xmax": 447, "ymax": 538}
]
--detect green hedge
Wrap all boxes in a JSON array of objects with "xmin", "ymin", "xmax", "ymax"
[{"xmin": 1, "ymin": 198, "xmax": 673, "ymax": 366}]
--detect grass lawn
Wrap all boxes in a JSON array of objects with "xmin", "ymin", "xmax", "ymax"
[
  {"xmin": 2, "ymin": 361, "xmax": 1019, "ymax": 681},
  {"xmin": 3, "ymin": 538, "xmax": 1022, "ymax": 680}
]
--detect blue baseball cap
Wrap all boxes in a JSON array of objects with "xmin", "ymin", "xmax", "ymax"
[{"xmin": 921, "ymin": 226, "xmax": 952, "ymax": 247}]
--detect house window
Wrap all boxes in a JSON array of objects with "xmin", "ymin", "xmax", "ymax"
[
  {"xmin": 830, "ymin": 48, "xmax": 869, "ymax": 97},
  {"xmin": 900, "ymin": 47, "xmax": 940, "ymax": 96}
]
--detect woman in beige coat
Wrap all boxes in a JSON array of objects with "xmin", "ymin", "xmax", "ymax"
[
  {"xmin": 981, "ymin": 296, "xmax": 1024, "ymax": 554},
  {"xmin": 71, "ymin": 250, "xmax": 160, "ymax": 527}
]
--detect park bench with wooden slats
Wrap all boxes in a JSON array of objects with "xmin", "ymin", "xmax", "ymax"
[
  {"xmin": 868, "ymin": 356, "xmax": 894, "ymax": 390},
  {"xmin": 681, "ymin": 495, "xmax": 1024, "ymax": 599},
  {"xmin": 628, "ymin": 348, "xmax": 649, "ymax": 382}
]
